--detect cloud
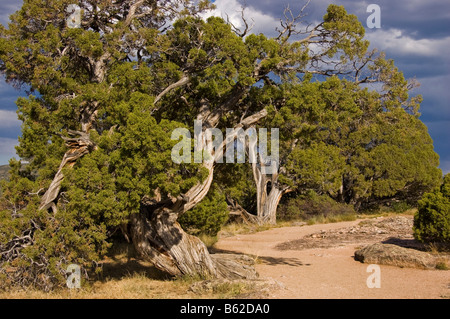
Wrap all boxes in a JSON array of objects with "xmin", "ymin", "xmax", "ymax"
[
  {"xmin": 365, "ymin": 29, "xmax": 450, "ymax": 58},
  {"xmin": 418, "ymin": 75, "xmax": 450, "ymax": 121},
  {"xmin": 0, "ymin": 119, "xmax": 20, "ymax": 141},
  {"xmin": 439, "ymin": 160, "xmax": 450, "ymax": 175},
  {"xmin": 203, "ymin": 0, "xmax": 280, "ymax": 37},
  {"xmin": 0, "ymin": 109, "xmax": 20, "ymax": 128},
  {"xmin": 0, "ymin": 78, "xmax": 28, "ymax": 111},
  {"xmin": 424, "ymin": 119, "xmax": 450, "ymax": 172},
  {"xmin": 0, "ymin": 137, "xmax": 18, "ymax": 164},
  {"xmin": 0, "ymin": 0, "xmax": 22, "ymax": 27}
]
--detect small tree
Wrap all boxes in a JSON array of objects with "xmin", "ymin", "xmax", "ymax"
[{"xmin": 413, "ymin": 174, "xmax": 450, "ymax": 244}]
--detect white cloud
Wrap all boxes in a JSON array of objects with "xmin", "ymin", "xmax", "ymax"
[
  {"xmin": 365, "ymin": 28, "xmax": 450, "ymax": 57},
  {"xmin": 201, "ymin": 0, "xmax": 280, "ymax": 36},
  {"xmin": 0, "ymin": 137, "xmax": 18, "ymax": 164},
  {"xmin": 0, "ymin": 109, "xmax": 20, "ymax": 129}
]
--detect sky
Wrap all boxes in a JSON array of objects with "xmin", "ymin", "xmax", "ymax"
[{"xmin": 0, "ymin": 0, "xmax": 449, "ymax": 174}]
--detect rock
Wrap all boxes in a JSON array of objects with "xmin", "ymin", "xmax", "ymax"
[
  {"xmin": 189, "ymin": 278, "xmax": 285, "ymax": 298},
  {"xmin": 211, "ymin": 253, "xmax": 259, "ymax": 280},
  {"xmin": 354, "ymin": 243, "xmax": 437, "ymax": 269}
]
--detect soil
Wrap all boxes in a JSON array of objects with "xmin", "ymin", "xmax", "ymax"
[{"xmin": 214, "ymin": 215, "xmax": 450, "ymax": 299}]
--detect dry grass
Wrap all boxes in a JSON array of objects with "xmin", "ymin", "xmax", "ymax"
[
  {"xmin": 0, "ymin": 241, "xmax": 251, "ymax": 299},
  {"xmin": 0, "ymin": 234, "xmax": 266, "ymax": 300},
  {"xmin": 0, "ymin": 256, "xmax": 268, "ymax": 299},
  {"xmin": 0, "ymin": 257, "xmax": 212, "ymax": 299}
]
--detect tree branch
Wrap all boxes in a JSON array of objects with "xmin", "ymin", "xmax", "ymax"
[
  {"xmin": 153, "ymin": 74, "xmax": 190, "ymax": 107},
  {"xmin": 124, "ymin": 0, "xmax": 146, "ymax": 27}
]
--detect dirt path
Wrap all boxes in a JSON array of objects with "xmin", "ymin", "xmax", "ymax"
[{"xmin": 215, "ymin": 217, "xmax": 450, "ymax": 299}]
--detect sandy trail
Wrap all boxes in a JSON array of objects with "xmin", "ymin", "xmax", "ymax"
[{"xmin": 215, "ymin": 218, "xmax": 450, "ymax": 299}]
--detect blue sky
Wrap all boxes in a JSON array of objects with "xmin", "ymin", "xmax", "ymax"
[{"xmin": 0, "ymin": 0, "xmax": 449, "ymax": 174}]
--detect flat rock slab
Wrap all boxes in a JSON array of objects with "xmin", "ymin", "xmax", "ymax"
[
  {"xmin": 354, "ymin": 243, "xmax": 437, "ymax": 269},
  {"xmin": 276, "ymin": 216, "xmax": 416, "ymax": 250}
]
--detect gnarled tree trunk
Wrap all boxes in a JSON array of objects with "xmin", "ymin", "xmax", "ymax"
[
  {"xmin": 129, "ymin": 195, "xmax": 258, "ymax": 280},
  {"xmin": 248, "ymin": 132, "xmax": 290, "ymax": 225},
  {"xmin": 128, "ymin": 109, "xmax": 268, "ymax": 279},
  {"xmin": 130, "ymin": 202, "xmax": 218, "ymax": 278},
  {"xmin": 252, "ymin": 162, "xmax": 290, "ymax": 225}
]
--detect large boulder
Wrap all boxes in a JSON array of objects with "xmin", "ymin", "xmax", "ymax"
[{"xmin": 354, "ymin": 243, "xmax": 437, "ymax": 269}]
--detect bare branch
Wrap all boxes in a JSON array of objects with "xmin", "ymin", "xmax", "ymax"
[
  {"xmin": 39, "ymin": 130, "xmax": 96, "ymax": 213},
  {"xmin": 276, "ymin": 0, "xmax": 312, "ymax": 43},
  {"xmin": 153, "ymin": 74, "xmax": 190, "ymax": 107},
  {"xmin": 28, "ymin": 188, "xmax": 44, "ymax": 196},
  {"xmin": 226, "ymin": 6, "xmax": 254, "ymax": 38}
]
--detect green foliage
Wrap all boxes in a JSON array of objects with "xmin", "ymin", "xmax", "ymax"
[
  {"xmin": 286, "ymin": 141, "xmax": 346, "ymax": 196},
  {"xmin": 0, "ymin": 159, "xmax": 108, "ymax": 291},
  {"xmin": 215, "ymin": 162, "xmax": 256, "ymax": 214},
  {"xmin": 178, "ymin": 186, "xmax": 228, "ymax": 236},
  {"xmin": 278, "ymin": 191, "xmax": 355, "ymax": 221},
  {"xmin": 323, "ymin": 4, "xmax": 369, "ymax": 60},
  {"xmin": 413, "ymin": 174, "xmax": 450, "ymax": 244},
  {"xmin": 269, "ymin": 73, "xmax": 441, "ymax": 210}
]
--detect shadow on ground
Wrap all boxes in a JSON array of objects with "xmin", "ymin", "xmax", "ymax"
[
  {"xmin": 381, "ymin": 237, "xmax": 428, "ymax": 250},
  {"xmin": 257, "ymin": 255, "xmax": 309, "ymax": 266},
  {"xmin": 211, "ymin": 247, "xmax": 308, "ymax": 267},
  {"xmin": 98, "ymin": 258, "xmax": 170, "ymax": 281}
]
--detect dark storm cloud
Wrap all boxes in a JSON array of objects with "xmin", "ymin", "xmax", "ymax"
[
  {"xmin": 368, "ymin": 1, "xmax": 450, "ymax": 40},
  {"xmin": 0, "ymin": 79, "xmax": 25, "ymax": 111},
  {"xmin": 0, "ymin": 0, "xmax": 23, "ymax": 163},
  {"xmin": 219, "ymin": 0, "xmax": 449, "ymax": 173},
  {"xmin": 243, "ymin": 0, "xmax": 450, "ymax": 40}
]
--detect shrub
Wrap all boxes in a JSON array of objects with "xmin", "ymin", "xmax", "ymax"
[
  {"xmin": 178, "ymin": 187, "xmax": 229, "ymax": 236},
  {"xmin": 413, "ymin": 174, "xmax": 450, "ymax": 244},
  {"xmin": 0, "ymin": 160, "xmax": 110, "ymax": 291},
  {"xmin": 278, "ymin": 191, "xmax": 355, "ymax": 221},
  {"xmin": 391, "ymin": 201, "xmax": 413, "ymax": 213}
]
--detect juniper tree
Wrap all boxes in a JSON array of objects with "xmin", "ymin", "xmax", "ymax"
[
  {"xmin": 232, "ymin": 56, "xmax": 441, "ymax": 225},
  {"xmin": 0, "ymin": 0, "xmax": 290, "ymax": 285},
  {"xmin": 0, "ymin": 0, "xmax": 442, "ymax": 290},
  {"xmin": 219, "ymin": 6, "xmax": 441, "ymax": 225},
  {"xmin": 277, "ymin": 73, "xmax": 441, "ymax": 212},
  {"xmin": 413, "ymin": 174, "xmax": 450, "ymax": 244}
]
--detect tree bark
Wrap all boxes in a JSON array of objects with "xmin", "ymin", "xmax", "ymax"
[
  {"xmin": 129, "ymin": 202, "xmax": 218, "ymax": 277},
  {"xmin": 129, "ymin": 197, "xmax": 258, "ymax": 279},
  {"xmin": 252, "ymin": 163, "xmax": 289, "ymax": 225},
  {"xmin": 39, "ymin": 130, "xmax": 96, "ymax": 213},
  {"xmin": 226, "ymin": 195, "xmax": 260, "ymax": 224},
  {"xmin": 249, "ymin": 134, "xmax": 290, "ymax": 225}
]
